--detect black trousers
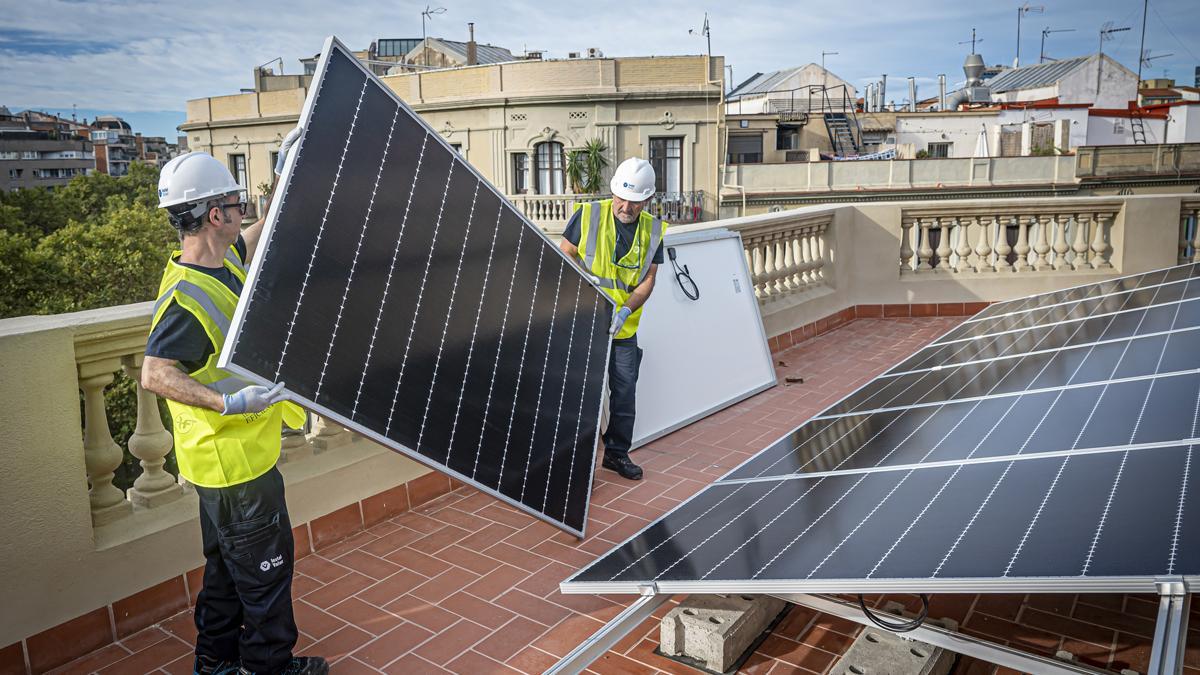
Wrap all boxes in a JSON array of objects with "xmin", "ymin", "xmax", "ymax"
[
  {"xmin": 603, "ymin": 335, "xmax": 643, "ymax": 460},
  {"xmin": 194, "ymin": 466, "xmax": 297, "ymax": 675}
]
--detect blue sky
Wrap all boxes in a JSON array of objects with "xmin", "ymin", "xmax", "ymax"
[{"xmin": 2, "ymin": 0, "xmax": 1197, "ymax": 139}]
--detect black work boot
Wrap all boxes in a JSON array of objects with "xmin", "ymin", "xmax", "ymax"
[
  {"xmin": 239, "ymin": 657, "xmax": 329, "ymax": 675},
  {"xmin": 194, "ymin": 655, "xmax": 239, "ymax": 675},
  {"xmin": 603, "ymin": 453, "xmax": 643, "ymax": 480}
]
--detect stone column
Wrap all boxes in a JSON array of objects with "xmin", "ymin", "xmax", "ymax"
[
  {"xmin": 973, "ymin": 216, "xmax": 993, "ymax": 273},
  {"xmin": 1091, "ymin": 212, "xmax": 1113, "ymax": 269},
  {"xmin": 1052, "ymin": 214, "xmax": 1072, "ymax": 270},
  {"xmin": 1013, "ymin": 215, "xmax": 1033, "ymax": 272},
  {"xmin": 955, "ymin": 217, "xmax": 974, "ymax": 273},
  {"xmin": 917, "ymin": 218, "xmax": 934, "ymax": 270},
  {"xmin": 899, "ymin": 217, "xmax": 915, "ymax": 270},
  {"xmin": 1033, "ymin": 215, "xmax": 1053, "ymax": 271},
  {"xmin": 80, "ymin": 367, "xmax": 132, "ymax": 524},
  {"xmin": 935, "ymin": 218, "xmax": 952, "ymax": 271},
  {"xmin": 993, "ymin": 215, "xmax": 1013, "ymax": 272},
  {"xmin": 1072, "ymin": 213, "xmax": 1092, "ymax": 270},
  {"xmin": 122, "ymin": 355, "xmax": 182, "ymax": 508},
  {"xmin": 523, "ymin": 151, "xmax": 534, "ymax": 195}
]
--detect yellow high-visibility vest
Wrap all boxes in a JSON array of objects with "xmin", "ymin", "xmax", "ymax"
[
  {"xmin": 573, "ymin": 200, "xmax": 666, "ymax": 340},
  {"xmin": 149, "ymin": 244, "xmax": 305, "ymax": 488}
]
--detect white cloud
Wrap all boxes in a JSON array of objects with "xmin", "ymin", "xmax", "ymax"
[{"xmin": 1, "ymin": 0, "xmax": 1196, "ymax": 114}]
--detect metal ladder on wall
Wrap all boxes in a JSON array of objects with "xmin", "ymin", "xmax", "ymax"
[
  {"xmin": 817, "ymin": 85, "xmax": 862, "ymax": 157},
  {"xmin": 1131, "ymin": 112, "xmax": 1148, "ymax": 144}
]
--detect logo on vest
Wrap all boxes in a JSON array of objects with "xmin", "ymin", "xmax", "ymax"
[
  {"xmin": 258, "ymin": 555, "xmax": 284, "ymax": 572},
  {"xmin": 174, "ymin": 414, "xmax": 196, "ymax": 434}
]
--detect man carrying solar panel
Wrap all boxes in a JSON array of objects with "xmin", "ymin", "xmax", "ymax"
[
  {"xmin": 141, "ymin": 129, "xmax": 329, "ymax": 675},
  {"xmin": 560, "ymin": 157, "xmax": 666, "ymax": 481}
]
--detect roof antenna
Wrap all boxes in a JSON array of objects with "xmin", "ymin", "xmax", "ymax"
[{"xmin": 958, "ymin": 27, "xmax": 983, "ymax": 54}]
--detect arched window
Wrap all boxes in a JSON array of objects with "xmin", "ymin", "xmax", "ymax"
[{"xmin": 534, "ymin": 141, "xmax": 565, "ymax": 194}]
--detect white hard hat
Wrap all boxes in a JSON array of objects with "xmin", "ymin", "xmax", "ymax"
[
  {"xmin": 610, "ymin": 157, "xmax": 656, "ymax": 202},
  {"xmin": 158, "ymin": 151, "xmax": 242, "ymax": 209}
]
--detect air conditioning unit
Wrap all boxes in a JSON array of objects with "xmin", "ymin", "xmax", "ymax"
[{"xmin": 587, "ymin": 47, "xmax": 604, "ymax": 58}]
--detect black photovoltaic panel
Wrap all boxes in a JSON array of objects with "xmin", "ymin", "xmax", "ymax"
[
  {"xmin": 967, "ymin": 262, "xmax": 1200, "ymax": 323},
  {"xmin": 221, "ymin": 38, "xmax": 612, "ymax": 536},
  {"xmin": 564, "ymin": 265, "xmax": 1200, "ymax": 593}
]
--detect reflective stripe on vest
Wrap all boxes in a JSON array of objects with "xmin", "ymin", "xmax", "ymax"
[
  {"xmin": 150, "ymin": 243, "xmax": 304, "ymax": 488},
  {"xmin": 573, "ymin": 199, "xmax": 667, "ymax": 339}
]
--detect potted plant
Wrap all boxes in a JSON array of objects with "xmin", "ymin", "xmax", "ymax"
[{"xmin": 565, "ymin": 139, "xmax": 609, "ymax": 194}]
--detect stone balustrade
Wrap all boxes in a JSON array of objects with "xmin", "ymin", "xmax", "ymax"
[
  {"xmin": 737, "ymin": 213, "xmax": 832, "ymax": 302},
  {"xmin": 511, "ymin": 191, "xmax": 709, "ymax": 235},
  {"xmin": 899, "ymin": 203, "xmax": 1122, "ymax": 275}
]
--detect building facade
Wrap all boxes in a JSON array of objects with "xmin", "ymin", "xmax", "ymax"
[
  {"xmin": 181, "ymin": 54, "xmax": 726, "ymax": 229},
  {"xmin": 0, "ymin": 109, "xmax": 94, "ymax": 191}
]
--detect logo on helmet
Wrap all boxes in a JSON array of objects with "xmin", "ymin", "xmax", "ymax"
[
  {"xmin": 623, "ymin": 182, "xmax": 633, "ymax": 188},
  {"xmin": 158, "ymin": 187, "xmax": 169, "ymax": 197}
]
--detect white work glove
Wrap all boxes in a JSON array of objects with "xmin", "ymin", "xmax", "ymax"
[
  {"xmin": 222, "ymin": 382, "xmax": 287, "ymax": 416},
  {"xmin": 610, "ymin": 306, "xmax": 633, "ymax": 336},
  {"xmin": 274, "ymin": 125, "xmax": 303, "ymax": 175}
]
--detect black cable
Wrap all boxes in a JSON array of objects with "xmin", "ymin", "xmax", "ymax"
[
  {"xmin": 857, "ymin": 594, "xmax": 929, "ymax": 633},
  {"xmin": 667, "ymin": 247, "xmax": 700, "ymax": 301}
]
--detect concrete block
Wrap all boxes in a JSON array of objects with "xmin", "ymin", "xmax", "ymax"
[
  {"xmin": 832, "ymin": 627, "xmax": 953, "ymax": 675},
  {"xmin": 660, "ymin": 594, "xmax": 786, "ymax": 672}
]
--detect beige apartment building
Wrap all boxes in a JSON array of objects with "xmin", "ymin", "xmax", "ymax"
[{"xmin": 181, "ymin": 53, "xmax": 726, "ymax": 230}]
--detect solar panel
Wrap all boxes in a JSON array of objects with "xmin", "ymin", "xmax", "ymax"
[
  {"xmin": 564, "ymin": 263, "xmax": 1200, "ymax": 593},
  {"xmin": 219, "ymin": 37, "xmax": 613, "ymax": 536}
]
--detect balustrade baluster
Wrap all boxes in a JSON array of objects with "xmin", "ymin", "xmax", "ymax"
[
  {"xmin": 1053, "ymin": 214, "xmax": 1072, "ymax": 270},
  {"xmin": 917, "ymin": 218, "xmax": 934, "ymax": 270},
  {"xmin": 781, "ymin": 231, "xmax": 798, "ymax": 292},
  {"xmin": 955, "ymin": 217, "xmax": 973, "ymax": 273},
  {"xmin": 973, "ymin": 216, "xmax": 993, "ymax": 272},
  {"xmin": 122, "ymin": 355, "xmax": 182, "ymax": 508},
  {"xmin": 993, "ymin": 214, "xmax": 1013, "ymax": 272},
  {"xmin": 1189, "ymin": 209, "xmax": 1200, "ymax": 263},
  {"xmin": 899, "ymin": 217, "xmax": 915, "ymax": 270},
  {"xmin": 1033, "ymin": 215, "xmax": 1052, "ymax": 271},
  {"xmin": 1072, "ymin": 213, "xmax": 1092, "ymax": 270},
  {"xmin": 751, "ymin": 242, "xmax": 767, "ymax": 297},
  {"xmin": 1091, "ymin": 212, "xmax": 1113, "ymax": 269},
  {"xmin": 935, "ymin": 218, "xmax": 952, "ymax": 271},
  {"xmin": 80, "ymin": 368, "xmax": 132, "ymax": 524},
  {"xmin": 813, "ymin": 226, "xmax": 828, "ymax": 282},
  {"xmin": 1013, "ymin": 215, "xmax": 1033, "ymax": 272}
]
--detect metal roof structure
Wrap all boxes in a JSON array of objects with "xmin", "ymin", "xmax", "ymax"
[
  {"xmin": 421, "ymin": 38, "xmax": 514, "ymax": 65},
  {"xmin": 985, "ymin": 56, "xmax": 1091, "ymax": 93}
]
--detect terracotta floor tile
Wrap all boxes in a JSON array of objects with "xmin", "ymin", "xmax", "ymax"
[
  {"xmin": 624, "ymin": 638, "xmax": 703, "ymax": 675},
  {"xmin": 161, "ymin": 653, "xmax": 196, "ymax": 675},
  {"xmin": 327, "ymin": 597, "xmax": 403, "ymax": 637},
  {"xmin": 505, "ymin": 646, "xmax": 560, "ymax": 675},
  {"xmin": 465, "ymin": 564, "xmax": 532, "ymax": 602},
  {"xmin": 291, "ymin": 572, "xmax": 324, "ymax": 600},
  {"xmin": 383, "ymin": 594, "xmax": 461, "ymax": 634},
  {"xmin": 357, "ymin": 569, "xmax": 428, "ymax": 608},
  {"xmin": 534, "ymin": 614, "xmax": 606, "ymax": 658},
  {"xmin": 335, "ymin": 549, "xmax": 404, "ymax": 581},
  {"xmin": 475, "ymin": 505, "xmax": 536, "ymax": 530},
  {"xmin": 445, "ymin": 650, "xmax": 524, "ymax": 675},
  {"xmin": 294, "ymin": 555, "xmax": 353, "ymax": 585},
  {"xmin": 392, "ymin": 512, "xmax": 448, "ymax": 535},
  {"xmin": 426, "ymin": 507, "xmax": 490, "ymax": 532},
  {"xmin": 329, "ymin": 656, "xmax": 386, "ymax": 674},
  {"xmin": 482, "ymin": 542, "xmax": 554, "ymax": 573},
  {"xmin": 118, "ymin": 625, "xmax": 170, "ymax": 653},
  {"xmin": 495, "ymin": 589, "xmax": 573, "ymax": 627},
  {"xmin": 304, "ymin": 571, "xmax": 375, "ymax": 609},
  {"xmin": 157, "ymin": 608, "xmax": 198, "ymax": 646},
  {"xmin": 515, "ymin": 561, "xmax": 575, "ymax": 598},
  {"xmin": 458, "ymin": 522, "xmax": 520, "ymax": 552},
  {"xmin": 97, "ymin": 635, "xmax": 190, "ymax": 674},
  {"xmin": 293, "ymin": 600, "xmax": 348, "ymax": 641},
  {"xmin": 360, "ymin": 527, "xmax": 425, "ymax": 558},
  {"xmin": 585, "ymin": 650, "xmax": 665, "ymax": 675},
  {"xmin": 414, "ymin": 525, "xmax": 472, "ymax": 554},
  {"xmin": 434, "ymin": 544, "xmax": 505, "ymax": 576},
  {"xmin": 474, "ymin": 617, "xmax": 550, "ymax": 662},
  {"xmin": 411, "ymin": 569, "xmax": 481, "ymax": 604},
  {"xmin": 298, "ymin": 624, "xmax": 373, "ymax": 664},
  {"xmin": 46, "ymin": 643, "xmax": 132, "ymax": 675},
  {"xmin": 384, "ymin": 547, "xmax": 454, "ymax": 578},
  {"xmin": 351, "ymin": 621, "xmax": 434, "ymax": 669},
  {"xmin": 413, "ymin": 619, "xmax": 490, "ymax": 666},
  {"xmin": 382, "ymin": 653, "xmax": 450, "ymax": 674},
  {"xmin": 440, "ymin": 591, "xmax": 517, "ymax": 629}
]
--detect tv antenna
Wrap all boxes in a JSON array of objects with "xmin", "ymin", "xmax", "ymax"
[
  {"xmin": 958, "ymin": 28, "xmax": 983, "ymax": 54},
  {"xmin": 1040, "ymin": 27, "xmax": 1074, "ymax": 62}
]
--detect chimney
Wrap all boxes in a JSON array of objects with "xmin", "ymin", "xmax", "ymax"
[
  {"xmin": 938, "ymin": 74, "xmax": 946, "ymax": 110},
  {"xmin": 907, "ymin": 76, "xmax": 917, "ymax": 112},
  {"xmin": 880, "ymin": 74, "xmax": 888, "ymax": 111},
  {"xmin": 467, "ymin": 22, "xmax": 477, "ymax": 66}
]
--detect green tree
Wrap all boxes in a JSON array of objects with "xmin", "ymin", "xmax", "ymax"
[
  {"xmin": 0, "ymin": 230, "xmax": 41, "ymax": 317},
  {"xmin": 566, "ymin": 139, "xmax": 610, "ymax": 194}
]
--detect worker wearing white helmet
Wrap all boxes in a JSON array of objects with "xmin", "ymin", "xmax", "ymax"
[
  {"xmin": 560, "ymin": 156, "xmax": 666, "ymax": 481},
  {"xmin": 141, "ymin": 129, "xmax": 329, "ymax": 675}
]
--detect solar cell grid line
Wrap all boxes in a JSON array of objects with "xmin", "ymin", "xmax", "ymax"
[
  {"xmin": 966, "ymin": 262, "xmax": 1198, "ymax": 323},
  {"xmin": 966, "ymin": 265, "xmax": 1199, "ymax": 326},
  {"xmin": 825, "ymin": 277, "xmax": 1200, "ymax": 417},
  {"xmin": 219, "ymin": 38, "xmax": 614, "ymax": 535},
  {"xmin": 736, "ymin": 297, "xmax": 1142, "ymax": 480},
  {"xmin": 926, "ymin": 288, "xmax": 1200, "ymax": 349},
  {"xmin": 564, "ymin": 444, "xmax": 1199, "ymax": 589},
  {"xmin": 883, "ymin": 324, "xmax": 1200, "ymax": 380}
]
